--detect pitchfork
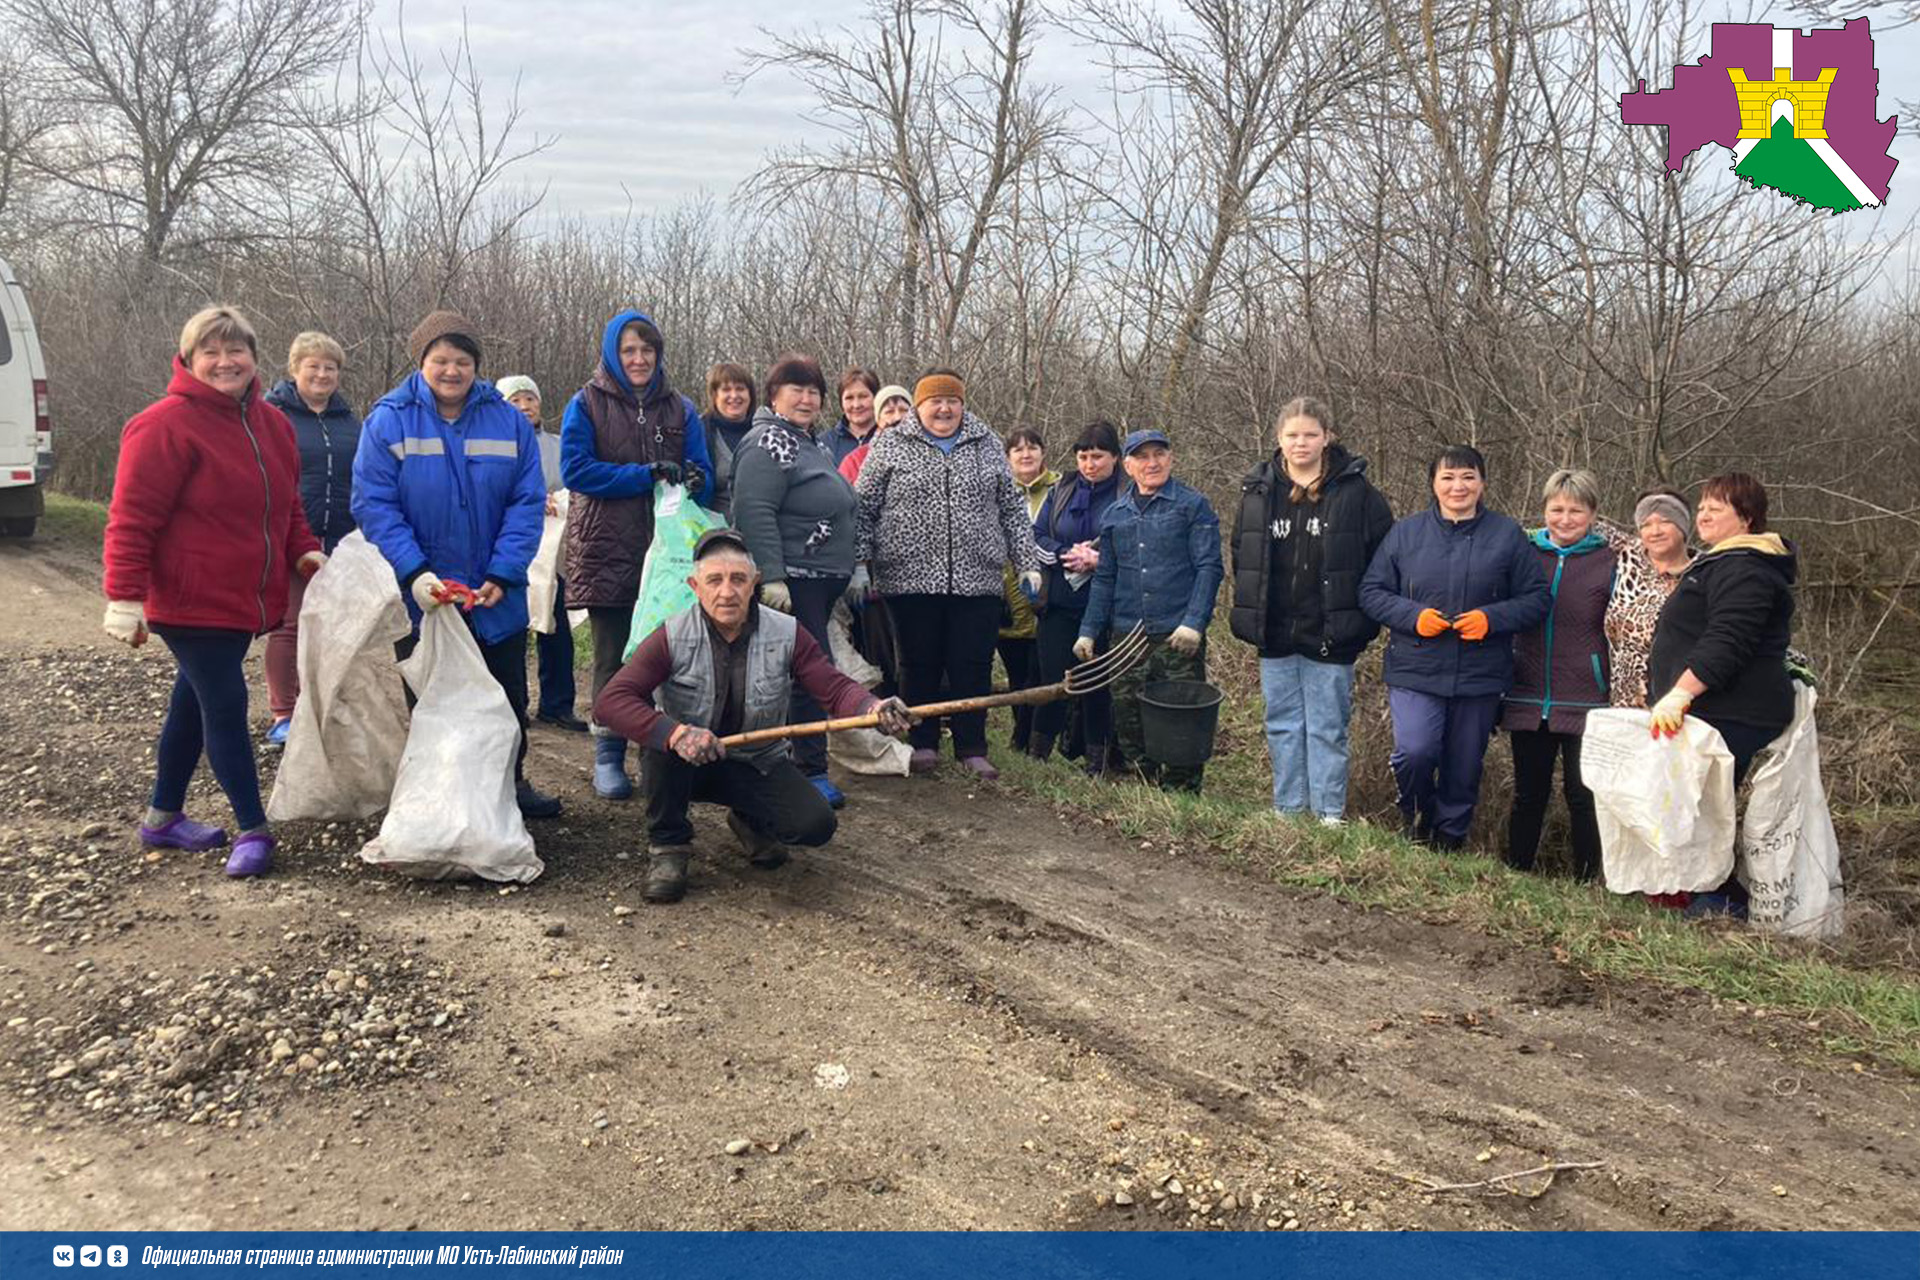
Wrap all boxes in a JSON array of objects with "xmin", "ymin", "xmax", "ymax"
[{"xmin": 718, "ymin": 622, "xmax": 1151, "ymax": 748}]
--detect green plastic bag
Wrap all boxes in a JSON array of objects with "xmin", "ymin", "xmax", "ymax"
[{"xmin": 623, "ymin": 484, "xmax": 723, "ymax": 660}]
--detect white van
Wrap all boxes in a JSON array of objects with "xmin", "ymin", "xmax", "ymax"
[{"xmin": 0, "ymin": 256, "xmax": 51, "ymax": 538}]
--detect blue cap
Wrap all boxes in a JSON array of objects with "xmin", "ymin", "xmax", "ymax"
[{"xmin": 1123, "ymin": 429, "xmax": 1170, "ymax": 456}]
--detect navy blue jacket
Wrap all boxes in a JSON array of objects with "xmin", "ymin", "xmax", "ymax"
[
  {"xmin": 1359, "ymin": 506, "xmax": 1552, "ymax": 698},
  {"xmin": 265, "ymin": 380, "xmax": 360, "ymax": 552},
  {"xmin": 1081, "ymin": 477, "xmax": 1224, "ymax": 640},
  {"xmin": 352, "ymin": 372, "xmax": 547, "ymax": 645}
]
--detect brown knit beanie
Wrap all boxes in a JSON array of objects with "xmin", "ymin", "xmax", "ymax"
[{"xmin": 408, "ymin": 310, "xmax": 481, "ymax": 368}]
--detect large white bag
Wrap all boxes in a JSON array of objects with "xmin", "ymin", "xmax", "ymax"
[
  {"xmin": 266, "ymin": 533, "xmax": 413, "ymax": 822},
  {"xmin": 825, "ymin": 598, "xmax": 910, "ymax": 776},
  {"xmin": 1585, "ymin": 708, "xmax": 1736, "ymax": 894},
  {"xmin": 527, "ymin": 490, "xmax": 569, "ymax": 635},
  {"xmin": 359, "ymin": 608, "xmax": 543, "ymax": 883},
  {"xmin": 1738, "ymin": 684, "xmax": 1844, "ymax": 937}
]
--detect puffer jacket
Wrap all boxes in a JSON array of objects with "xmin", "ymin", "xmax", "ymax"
[
  {"xmin": 1228, "ymin": 445, "xmax": 1393, "ymax": 664},
  {"xmin": 1080, "ymin": 477, "xmax": 1224, "ymax": 640},
  {"xmin": 351, "ymin": 372, "xmax": 546, "ymax": 644},
  {"xmin": 264, "ymin": 380, "xmax": 360, "ymax": 552},
  {"xmin": 104, "ymin": 360, "xmax": 320, "ymax": 633},
  {"xmin": 1649, "ymin": 534, "xmax": 1798, "ymax": 732},
  {"xmin": 560, "ymin": 309, "xmax": 714, "ymax": 609},
  {"xmin": 853, "ymin": 410, "xmax": 1039, "ymax": 597},
  {"xmin": 1359, "ymin": 505, "xmax": 1552, "ymax": 699},
  {"xmin": 1499, "ymin": 529, "xmax": 1617, "ymax": 734}
]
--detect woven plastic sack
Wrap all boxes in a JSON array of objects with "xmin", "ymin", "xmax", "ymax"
[
  {"xmin": 359, "ymin": 608, "xmax": 543, "ymax": 883},
  {"xmin": 1584, "ymin": 708, "xmax": 1736, "ymax": 895},
  {"xmin": 266, "ymin": 533, "xmax": 412, "ymax": 821},
  {"xmin": 1739, "ymin": 684, "xmax": 1844, "ymax": 938},
  {"xmin": 527, "ymin": 490, "xmax": 568, "ymax": 635},
  {"xmin": 623, "ymin": 483, "xmax": 722, "ymax": 660}
]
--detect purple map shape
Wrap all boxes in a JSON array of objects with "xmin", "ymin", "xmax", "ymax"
[{"xmin": 1619, "ymin": 19, "xmax": 1898, "ymax": 201}]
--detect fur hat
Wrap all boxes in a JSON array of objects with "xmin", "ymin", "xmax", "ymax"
[{"xmin": 407, "ymin": 310, "xmax": 481, "ymax": 368}]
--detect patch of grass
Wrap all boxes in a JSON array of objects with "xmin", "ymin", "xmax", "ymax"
[
  {"xmin": 992, "ymin": 746, "xmax": 1920, "ymax": 1077},
  {"xmin": 42, "ymin": 490, "xmax": 108, "ymax": 544}
]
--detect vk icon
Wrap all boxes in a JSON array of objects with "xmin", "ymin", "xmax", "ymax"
[
  {"xmin": 52, "ymin": 1245, "xmax": 74, "ymax": 1266},
  {"xmin": 108, "ymin": 1246, "xmax": 129, "ymax": 1267},
  {"xmin": 80, "ymin": 1245, "xmax": 102, "ymax": 1267}
]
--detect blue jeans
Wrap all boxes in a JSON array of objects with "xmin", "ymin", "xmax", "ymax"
[
  {"xmin": 1260, "ymin": 655, "xmax": 1355, "ymax": 818},
  {"xmin": 1386, "ymin": 687, "xmax": 1501, "ymax": 842},
  {"xmin": 534, "ymin": 577, "xmax": 576, "ymax": 718},
  {"xmin": 151, "ymin": 627, "xmax": 265, "ymax": 830}
]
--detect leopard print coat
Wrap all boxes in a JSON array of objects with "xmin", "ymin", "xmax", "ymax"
[{"xmin": 1604, "ymin": 537, "xmax": 1689, "ymax": 709}]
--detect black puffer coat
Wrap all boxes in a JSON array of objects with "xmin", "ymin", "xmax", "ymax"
[{"xmin": 1648, "ymin": 534, "xmax": 1798, "ymax": 732}]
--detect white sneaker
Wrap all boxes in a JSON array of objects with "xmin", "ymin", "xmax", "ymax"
[{"xmin": 1318, "ymin": 815, "xmax": 1347, "ymax": 829}]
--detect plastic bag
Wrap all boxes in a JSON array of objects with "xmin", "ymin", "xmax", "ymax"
[
  {"xmin": 359, "ymin": 608, "xmax": 543, "ymax": 883},
  {"xmin": 1739, "ymin": 684, "xmax": 1844, "ymax": 937},
  {"xmin": 527, "ymin": 490, "xmax": 569, "ymax": 636},
  {"xmin": 1584, "ymin": 708, "xmax": 1736, "ymax": 895},
  {"xmin": 623, "ymin": 483, "xmax": 722, "ymax": 660},
  {"xmin": 266, "ymin": 533, "xmax": 413, "ymax": 821}
]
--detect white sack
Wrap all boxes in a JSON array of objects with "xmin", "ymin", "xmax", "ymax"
[
  {"xmin": 266, "ymin": 533, "xmax": 413, "ymax": 821},
  {"xmin": 1585, "ymin": 708, "xmax": 1736, "ymax": 895},
  {"xmin": 1739, "ymin": 683, "xmax": 1845, "ymax": 938},
  {"xmin": 827, "ymin": 598, "xmax": 883, "ymax": 688},
  {"xmin": 359, "ymin": 608, "xmax": 543, "ymax": 883},
  {"xmin": 824, "ymin": 599, "xmax": 907, "ymax": 774},
  {"xmin": 527, "ymin": 490, "xmax": 569, "ymax": 636}
]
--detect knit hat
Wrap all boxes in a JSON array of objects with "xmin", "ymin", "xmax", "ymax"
[
  {"xmin": 874, "ymin": 384, "xmax": 911, "ymax": 412},
  {"xmin": 407, "ymin": 310, "xmax": 481, "ymax": 368},
  {"xmin": 765, "ymin": 354, "xmax": 828, "ymax": 398},
  {"xmin": 914, "ymin": 372, "xmax": 965, "ymax": 406},
  {"xmin": 1633, "ymin": 492, "xmax": 1691, "ymax": 534},
  {"xmin": 495, "ymin": 375, "xmax": 540, "ymax": 402}
]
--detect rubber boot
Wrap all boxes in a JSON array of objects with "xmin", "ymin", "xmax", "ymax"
[{"xmin": 594, "ymin": 734, "xmax": 633, "ymax": 800}]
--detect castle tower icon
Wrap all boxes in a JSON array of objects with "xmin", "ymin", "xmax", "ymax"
[{"xmin": 1728, "ymin": 66, "xmax": 1837, "ymax": 138}]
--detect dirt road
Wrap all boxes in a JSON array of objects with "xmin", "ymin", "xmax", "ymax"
[{"xmin": 2, "ymin": 528, "xmax": 1917, "ymax": 1231}]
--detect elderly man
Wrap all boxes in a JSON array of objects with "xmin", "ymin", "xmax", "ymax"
[
  {"xmin": 1075, "ymin": 429, "xmax": 1224, "ymax": 792},
  {"xmin": 595, "ymin": 528, "xmax": 914, "ymax": 903}
]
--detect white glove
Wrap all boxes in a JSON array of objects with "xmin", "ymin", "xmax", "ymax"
[
  {"xmin": 410, "ymin": 572, "xmax": 445, "ymax": 612},
  {"xmin": 1021, "ymin": 570, "xmax": 1043, "ymax": 598},
  {"xmin": 1649, "ymin": 686, "xmax": 1693, "ymax": 739},
  {"xmin": 843, "ymin": 565, "xmax": 871, "ymax": 605},
  {"xmin": 103, "ymin": 599, "xmax": 147, "ymax": 647},
  {"xmin": 297, "ymin": 551, "xmax": 328, "ymax": 579},
  {"xmin": 1168, "ymin": 625, "xmax": 1203, "ymax": 654},
  {"xmin": 761, "ymin": 581, "xmax": 793, "ymax": 613},
  {"xmin": 1072, "ymin": 635, "xmax": 1095, "ymax": 662}
]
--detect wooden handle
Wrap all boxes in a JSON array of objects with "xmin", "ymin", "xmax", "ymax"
[{"xmin": 717, "ymin": 682, "xmax": 1067, "ymax": 748}]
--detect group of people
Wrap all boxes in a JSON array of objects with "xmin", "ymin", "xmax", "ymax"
[{"xmin": 100, "ymin": 303, "xmax": 1800, "ymax": 914}]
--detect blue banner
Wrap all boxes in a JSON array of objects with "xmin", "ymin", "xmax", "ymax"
[{"xmin": 1, "ymin": 1232, "xmax": 1914, "ymax": 1280}]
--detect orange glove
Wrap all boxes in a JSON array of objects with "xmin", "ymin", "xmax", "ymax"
[
  {"xmin": 1453, "ymin": 609, "xmax": 1491, "ymax": 642},
  {"xmin": 1415, "ymin": 608, "xmax": 1452, "ymax": 638}
]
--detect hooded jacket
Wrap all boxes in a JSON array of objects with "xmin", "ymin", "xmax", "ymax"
[
  {"xmin": 1648, "ymin": 533, "xmax": 1798, "ymax": 732},
  {"xmin": 731, "ymin": 406, "xmax": 859, "ymax": 583},
  {"xmin": 1229, "ymin": 445, "xmax": 1394, "ymax": 664},
  {"xmin": 351, "ymin": 371, "xmax": 547, "ymax": 645},
  {"xmin": 1499, "ymin": 529, "xmax": 1618, "ymax": 735},
  {"xmin": 852, "ymin": 409, "xmax": 1039, "ymax": 597},
  {"xmin": 104, "ymin": 359, "xmax": 321, "ymax": 633},
  {"xmin": 1359, "ymin": 505, "xmax": 1552, "ymax": 698},
  {"xmin": 559, "ymin": 310, "xmax": 714, "ymax": 608},
  {"xmin": 265, "ymin": 379, "xmax": 361, "ymax": 552}
]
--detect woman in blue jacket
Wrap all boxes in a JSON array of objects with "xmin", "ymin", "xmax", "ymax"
[
  {"xmin": 352, "ymin": 310, "xmax": 560, "ymax": 819},
  {"xmin": 1360, "ymin": 445, "xmax": 1550, "ymax": 849}
]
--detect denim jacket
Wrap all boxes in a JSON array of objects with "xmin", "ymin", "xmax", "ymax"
[{"xmin": 1081, "ymin": 477, "xmax": 1224, "ymax": 640}]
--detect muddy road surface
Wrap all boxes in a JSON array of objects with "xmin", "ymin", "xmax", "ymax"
[{"xmin": 2, "ymin": 529, "xmax": 1916, "ymax": 1231}]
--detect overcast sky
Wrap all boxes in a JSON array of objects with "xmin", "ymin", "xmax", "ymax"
[{"xmin": 386, "ymin": 0, "xmax": 1917, "ymax": 269}]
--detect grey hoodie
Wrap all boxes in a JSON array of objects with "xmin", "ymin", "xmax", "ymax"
[{"xmin": 731, "ymin": 406, "xmax": 859, "ymax": 582}]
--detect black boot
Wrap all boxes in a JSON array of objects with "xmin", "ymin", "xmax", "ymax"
[
  {"xmin": 1027, "ymin": 732, "xmax": 1056, "ymax": 761},
  {"xmin": 642, "ymin": 848, "xmax": 689, "ymax": 903},
  {"xmin": 516, "ymin": 780, "xmax": 562, "ymax": 819}
]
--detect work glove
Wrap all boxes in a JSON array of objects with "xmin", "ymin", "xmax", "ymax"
[
  {"xmin": 1168, "ymin": 625, "xmax": 1203, "ymax": 655},
  {"xmin": 843, "ymin": 565, "xmax": 871, "ymax": 606},
  {"xmin": 1649, "ymin": 687, "xmax": 1693, "ymax": 739},
  {"xmin": 760, "ymin": 581, "xmax": 793, "ymax": 613},
  {"xmin": 684, "ymin": 465, "xmax": 705, "ymax": 496},
  {"xmin": 872, "ymin": 696, "xmax": 915, "ymax": 736},
  {"xmin": 410, "ymin": 572, "xmax": 446, "ymax": 613},
  {"xmin": 1021, "ymin": 570, "xmax": 1043, "ymax": 603},
  {"xmin": 1072, "ymin": 635, "xmax": 1096, "ymax": 662},
  {"xmin": 297, "ymin": 551, "xmax": 328, "ymax": 579},
  {"xmin": 103, "ymin": 599, "xmax": 147, "ymax": 648},
  {"xmin": 650, "ymin": 460, "xmax": 683, "ymax": 488},
  {"xmin": 1415, "ymin": 608, "xmax": 1452, "ymax": 638},
  {"xmin": 1452, "ymin": 609, "xmax": 1490, "ymax": 642},
  {"xmin": 669, "ymin": 723, "xmax": 725, "ymax": 765}
]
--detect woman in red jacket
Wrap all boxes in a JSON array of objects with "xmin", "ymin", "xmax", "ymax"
[{"xmin": 102, "ymin": 306, "xmax": 324, "ymax": 878}]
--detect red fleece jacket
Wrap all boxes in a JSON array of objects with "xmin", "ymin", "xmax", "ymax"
[{"xmin": 103, "ymin": 359, "xmax": 321, "ymax": 633}]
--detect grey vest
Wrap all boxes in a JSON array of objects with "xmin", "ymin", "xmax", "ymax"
[{"xmin": 654, "ymin": 604, "xmax": 799, "ymax": 770}]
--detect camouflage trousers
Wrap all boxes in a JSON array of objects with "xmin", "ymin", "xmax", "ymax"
[{"xmin": 1108, "ymin": 633, "xmax": 1209, "ymax": 793}]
